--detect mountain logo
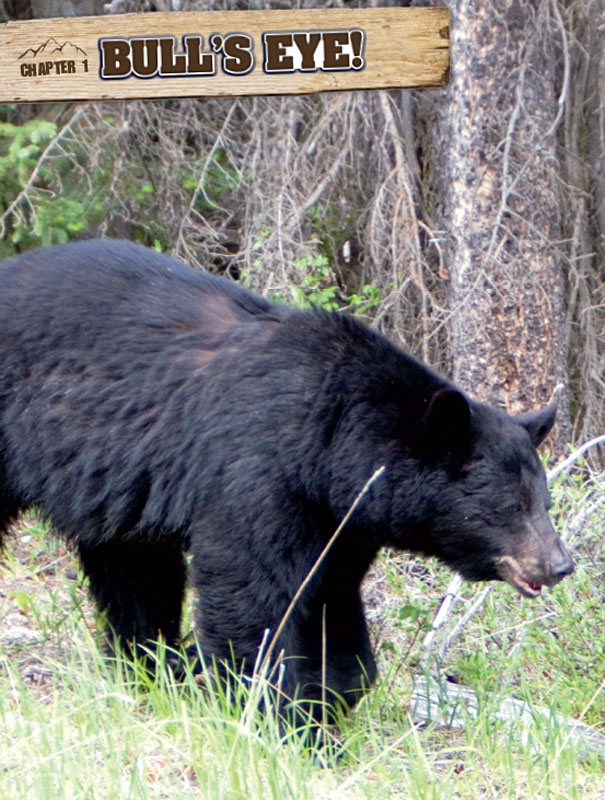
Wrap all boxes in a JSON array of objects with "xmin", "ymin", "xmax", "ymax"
[
  {"xmin": 19, "ymin": 37, "xmax": 88, "ymax": 60},
  {"xmin": 18, "ymin": 36, "xmax": 90, "ymax": 79}
]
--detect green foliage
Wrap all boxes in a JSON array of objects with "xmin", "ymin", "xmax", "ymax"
[
  {"xmin": 0, "ymin": 109, "xmax": 244, "ymax": 259},
  {"xmin": 29, "ymin": 197, "xmax": 87, "ymax": 246},
  {"xmin": 268, "ymin": 202, "xmax": 383, "ymax": 314},
  {"xmin": 285, "ymin": 252, "xmax": 381, "ymax": 315},
  {"xmin": 289, "ymin": 253, "xmax": 340, "ymax": 311},
  {"xmin": 306, "ymin": 201, "xmax": 354, "ymax": 267},
  {"xmin": 183, "ymin": 148, "xmax": 239, "ymax": 214},
  {"xmin": 347, "ymin": 283, "xmax": 382, "ymax": 312},
  {"xmin": 0, "ymin": 115, "xmax": 90, "ymax": 255},
  {"xmin": 0, "ymin": 118, "xmax": 56, "ymax": 183}
]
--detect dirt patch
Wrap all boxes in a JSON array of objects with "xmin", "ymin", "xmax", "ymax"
[{"xmin": 0, "ymin": 516, "xmax": 96, "ymax": 698}]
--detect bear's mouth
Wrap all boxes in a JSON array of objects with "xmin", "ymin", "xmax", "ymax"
[{"xmin": 495, "ymin": 556, "xmax": 543, "ymax": 598}]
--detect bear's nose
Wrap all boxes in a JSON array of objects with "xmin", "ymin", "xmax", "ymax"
[{"xmin": 549, "ymin": 552, "xmax": 574, "ymax": 581}]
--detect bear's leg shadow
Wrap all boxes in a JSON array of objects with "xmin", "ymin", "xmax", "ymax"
[{"xmin": 77, "ymin": 539, "xmax": 187, "ymax": 656}]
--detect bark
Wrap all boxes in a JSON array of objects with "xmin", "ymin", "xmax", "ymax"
[
  {"xmin": 417, "ymin": 0, "xmax": 571, "ymax": 452},
  {"xmin": 585, "ymin": 6, "xmax": 605, "ymax": 270},
  {"xmin": 567, "ymin": 0, "xmax": 605, "ymax": 442}
]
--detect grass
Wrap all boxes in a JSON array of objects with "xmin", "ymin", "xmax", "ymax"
[{"xmin": 0, "ymin": 469, "xmax": 603, "ymax": 799}]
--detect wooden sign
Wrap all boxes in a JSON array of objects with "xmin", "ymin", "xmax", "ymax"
[{"xmin": 0, "ymin": 8, "xmax": 449, "ymax": 103}]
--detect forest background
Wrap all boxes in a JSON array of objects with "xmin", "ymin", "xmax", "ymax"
[{"xmin": 0, "ymin": 0, "xmax": 603, "ymax": 457}]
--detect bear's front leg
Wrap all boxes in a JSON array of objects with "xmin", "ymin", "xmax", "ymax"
[
  {"xmin": 192, "ymin": 553, "xmax": 376, "ymax": 727},
  {"xmin": 278, "ymin": 587, "xmax": 377, "ymax": 726}
]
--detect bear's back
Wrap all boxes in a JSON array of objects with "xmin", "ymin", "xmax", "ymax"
[{"xmin": 0, "ymin": 239, "xmax": 290, "ymax": 373}]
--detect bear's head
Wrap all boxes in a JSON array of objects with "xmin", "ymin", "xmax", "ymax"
[{"xmin": 399, "ymin": 390, "xmax": 574, "ymax": 597}]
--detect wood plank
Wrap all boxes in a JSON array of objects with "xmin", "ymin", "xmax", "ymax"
[{"xmin": 0, "ymin": 8, "xmax": 449, "ymax": 103}]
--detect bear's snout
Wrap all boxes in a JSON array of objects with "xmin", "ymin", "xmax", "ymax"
[
  {"xmin": 495, "ymin": 512, "xmax": 573, "ymax": 597},
  {"xmin": 548, "ymin": 547, "xmax": 574, "ymax": 583}
]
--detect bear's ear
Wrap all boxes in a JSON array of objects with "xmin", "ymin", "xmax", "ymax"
[
  {"xmin": 424, "ymin": 388, "xmax": 472, "ymax": 451},
  {"xmin": 517, "ymin": 403, "xmax": 557, "ymax": 448}
]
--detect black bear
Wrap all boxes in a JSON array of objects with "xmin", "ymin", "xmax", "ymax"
[{"xmin": 0, "ymin": 239, "xmax": 573, "ymax": 721}]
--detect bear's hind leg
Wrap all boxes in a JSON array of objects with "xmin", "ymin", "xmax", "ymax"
[{"xmin": 77, "ymin": 539, "xmax": 187, "ymax": 656}]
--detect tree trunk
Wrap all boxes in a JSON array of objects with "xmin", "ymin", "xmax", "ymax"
[
  {"xmin": 562, "ymin": 0, "xmax": 605, "ymax": 443},
  {"xmin": 418, "ymin": 0, "xmax": 570, "ymax": 452}
]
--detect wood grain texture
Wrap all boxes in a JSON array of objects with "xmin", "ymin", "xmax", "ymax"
[{"xmin": 0, "ymin": 8, "xmax": 449, "ymax": 103}]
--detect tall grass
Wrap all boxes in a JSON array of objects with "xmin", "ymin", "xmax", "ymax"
[
  {"xmin": 1, "ymin": 636, "xmax": 602, "ymax": 800},
  {"xmin": 0, "ymin": 470, "xmax": 603, "ymax": 799}
]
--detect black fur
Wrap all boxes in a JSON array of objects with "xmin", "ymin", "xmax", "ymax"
[{"xmin": 0, "ymin": 240, "xmax": 572, "ymax": 720}]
